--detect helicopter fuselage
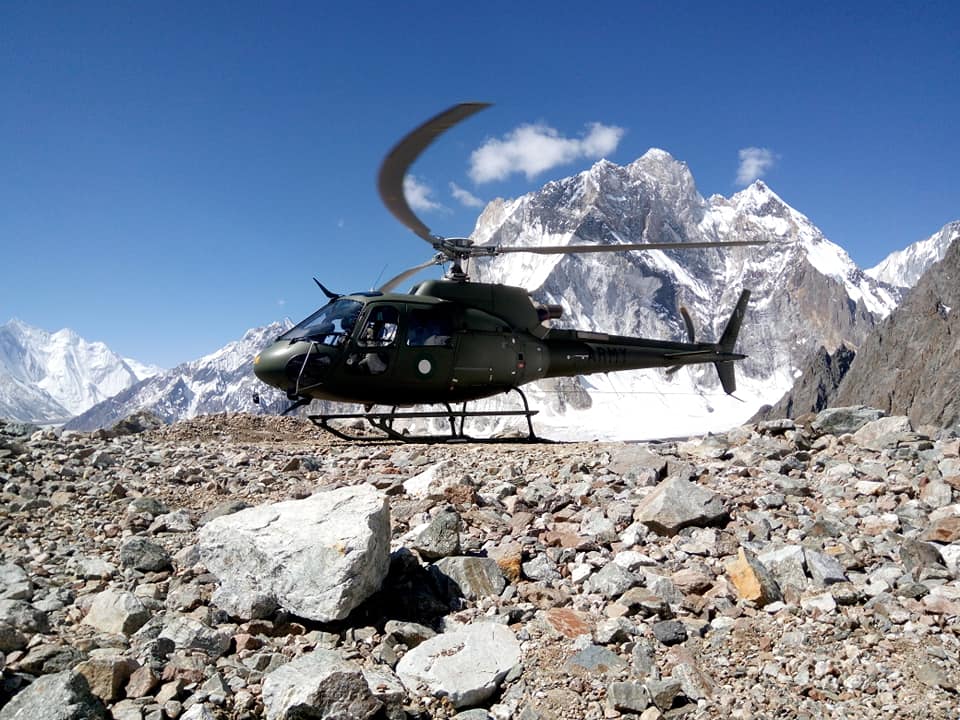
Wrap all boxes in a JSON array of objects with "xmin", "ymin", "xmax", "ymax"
[{"xmin": 253, "ymin": 279, "xmax": 748, "ymax": 407}]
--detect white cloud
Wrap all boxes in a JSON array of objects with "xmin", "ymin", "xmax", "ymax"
[
  {"xmin": 449, "ymin": 182, "xmax": 484, "ymax": 208},
  {"xmin": 736, "ymin": 147, "xmax": 777, "ymax": 186},
  {"xmin": 469, "ymin": 121, "xmax": 625, "ymax": 183},
  {"xmin": 404, "ymin": 175, "xmax": 443, "ymax": 212}
]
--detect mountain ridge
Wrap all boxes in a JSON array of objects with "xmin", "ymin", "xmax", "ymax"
[
  {"xmin": 470, "ymin": 150, "xmax": 896, "ymax": 438},
  {"xmin": 8, "ymin": 151, "xmax": 957, "ymax": 437},
  {"xmin": 64, "ymin": 321, "xmax": 292, "ymax": 431},
  {"xmin": 0, "ymin": 319, "xmax": 160, "ymax": 423}
]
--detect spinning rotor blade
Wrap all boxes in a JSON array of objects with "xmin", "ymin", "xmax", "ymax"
[
  {"xmin": 478, "ymin": 239, "xmax": 767, "ymax": 256},
  {"xmin": 378, "ymin": 102, "xmax": 491, "ymax": 246},
  {"xmin": 378, "ymin": 255, "xmax": 445, "ymax": 293}
]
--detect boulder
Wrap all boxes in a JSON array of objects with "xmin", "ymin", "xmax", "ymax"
[
  {"xmin": 633, "ymin": 475, "xmax": 725, "ymax": 535},
  {"xmin": 0, "ymin": 670, "xmax": 107, "ymax": 720},
  {"xmin": 804, "ymin": 548, "xmax": 847, "ymax": 586},
  {"xmin": 396, "ymin": 623, "xmax": 521, "ymax": 708},
  {"xmin": 74, "ymin": 655, "xmax": 138, "ymax": 703},
  {"xmin": 411, "ymin": 508, "xmax": 461, "ymax": 560},
  {"xmin": 0, "ymin": 564, "xmax": 32, "ymax": 601},
  {"xmin": 82, "ymin": 590, "xmax": 150, "ymax": 636},
  {"xmin": 199, "ymin": 485, "xmax": 390, "ymax": 622},
  {"xmin": 262, "ymin": 649, "xmax": 381, "ymax": 720},
  {"xmin": 431, "ymin": 557, "xmax": 505, "ymax": 600},
  {"xmin": 119, "ymin": 537, "xmax": 172, "ymax": 573},
  {"xmin": 811, "ymin": 406, "xmax": 885, "ymax": 436},
  {"xmin": 158, "ymin": 614, "xmax": 232, "ymax": 658},
  {"xmin": 0, "ymin": 600, "xmax": 49, "ymax": 634},
  {"xmin": 584, "ymin": 563, "xmax": 641, "ymax": 599},
  {"xmin": 757, "ymin": 545, "xmax": 808, "ymax": 592},
  {"xmin": 564, "ymin": 645, "xmax": 628, "ymax": 676},
  {"xmin": 851, "ymin": 416, "xmax": 914, "ymax": 450}
]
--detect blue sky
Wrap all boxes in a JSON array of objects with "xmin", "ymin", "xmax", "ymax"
[{"xmin": 2, "ymin": 1, "xmax": 958, "ymax": 367}]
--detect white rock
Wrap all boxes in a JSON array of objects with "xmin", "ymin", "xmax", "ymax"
[
  {"xmin": 800, "ymin": 592, "xmax": 837, "ymax": 615},
  {"xmin": 851, "ymin": 416, "xmax": 913, "ymax": 450},
  {"xmin": 198, "ymin": 485, "xmax": 390, "ymax": 622},
  {"xmin": 613, "ymin": 550, "xmax": 656, "ymax": 571},
  {"xmin": 82, "ymin": 589, "xmax": 150, "ymax": 636},
  {"xmin": 396, "ymin": 622, "xmax": 521, "ymax": 708},
  {"xmin": 855, "ymin": 480, "xmax": 886, "ymax": 496},
  {"xmin": 402, "ymin": 460, "xmax": 459, "ymax": 498},
  {"xmin": 938, "ymin": 544, "xmax": 960, "ymax": 578},
  {"xmin": 72, "ymin": 557, "xmax": 117, "ymax": 580},
  {"xmin": 0, "ymin": 564, "xmax": 32, "ymax": 601}
]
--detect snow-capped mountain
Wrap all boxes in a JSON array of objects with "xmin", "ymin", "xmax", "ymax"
[
  {"xmin": 0, "ymin": 319, "xmax": 160, "ymax": 424},
  {"xmin": 53, "ymin": 150, "xmax": 937, "ymax": 439},
  {"xmin": 65, "ymin": 322, "xmax": 292, "ymax": 431},
  {"xmin": 866, "ymin": 220, "xmax": 960, "ymax": 288},
  {"xmin": 471, "ymin": 151, "xmax": 899, "ymax": 439}
]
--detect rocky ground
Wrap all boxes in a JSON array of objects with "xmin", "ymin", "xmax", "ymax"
[{"xmin": 1, "ymin": 409, "xmax": 959, "ymax": 720}]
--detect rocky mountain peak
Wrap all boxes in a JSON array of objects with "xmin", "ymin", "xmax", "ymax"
[
  {"xmin": 834, "ymin": 236, "xmax": 960, "ymax": 429},
  {"xmin": 867, "ymin": 219, "xmax": 960, "ymax": 289},
  {"xmin": 467, "ymin": 150, "xmax": 896, "ymax": 439}
]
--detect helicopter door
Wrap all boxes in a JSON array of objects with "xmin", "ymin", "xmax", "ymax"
[
  {"xmin": 346, "ymin": 305, "xmax": 401, "ymax": 376},
  {"xmin": 400, "ymin": 307, "xmax": 455, "ymax": 386}
]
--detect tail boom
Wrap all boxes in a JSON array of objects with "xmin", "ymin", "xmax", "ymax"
[{"xmin": 541, "ymin": 289, "xmax": 752, "ymax": 395}]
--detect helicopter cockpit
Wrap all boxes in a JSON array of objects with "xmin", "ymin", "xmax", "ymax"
[{"xmin": 279, "ymin": 299, "xmax": 363, "ymax": 346}]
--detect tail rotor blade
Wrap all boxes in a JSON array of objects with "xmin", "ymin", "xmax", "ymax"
[{"xmin": 680, "ymin": 306, "xmax": 695, "ymax": 343}]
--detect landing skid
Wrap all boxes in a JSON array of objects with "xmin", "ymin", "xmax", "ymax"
[{"xmin": 307, "ymin": 388, "xmax": 540, "ymax": 444}]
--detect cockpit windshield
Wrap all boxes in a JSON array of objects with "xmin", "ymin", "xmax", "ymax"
[{"xmin": 278, "ymin": 299, "xmax": 363, "ymax": 346}]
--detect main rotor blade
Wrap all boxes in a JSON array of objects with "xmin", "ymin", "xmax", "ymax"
[
  {"xmin": 378, "ymin": 255, "xmax": 444, "ymax": 293},
  {"xmin": 483, "ymin": 239, "xmax": 768, "ymax": 256},
  {"xmin": 378, "ymin": 103, "xmax": 491, "ymax": 245}
]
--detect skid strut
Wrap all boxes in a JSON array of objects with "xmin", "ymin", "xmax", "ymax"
[{"xmin": 308, "ymin": 388, "xmax": 539, "ymax": 443}]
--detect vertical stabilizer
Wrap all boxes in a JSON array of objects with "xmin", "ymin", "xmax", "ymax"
[{"xmin": 714, "ymin": 290, "xmax": 751, "ymax": 394}]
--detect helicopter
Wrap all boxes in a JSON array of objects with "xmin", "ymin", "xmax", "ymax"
[{"xmin": 253, "ymin": 103, "xmax": 763, "ymax": 442}]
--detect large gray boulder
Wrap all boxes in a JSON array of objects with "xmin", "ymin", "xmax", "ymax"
[
  {"xmin": 851, "ymin": 415, "xmax": 914, "ymax": 450},
  {"xmin": 810, "ymin": 406, "xmax": 885, "ymax": 436},
  {"xmin": 261, "ymin": 649, "xmax": 381, "ymax": 720},
  {"xmin": 0, "ymin": 670, "xmax": 107, "ymax": 720},
  {"xmin": 198, "ymin": 485, "xmax": 390, "ymax": 622},
  {"xmin": 633, "ymin": 475, "xmax": 725, "ymax": 535},
  {"xmin": 396, "ymin": 623, "xmax": 522, "ymax": 708}
]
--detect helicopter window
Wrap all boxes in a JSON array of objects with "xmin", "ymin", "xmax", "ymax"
[
  {"xmin": 357, "ymin": 306, "xmax": 400, "ymax": 348},
  {"xmin": 406, "ymin": 309, "xmax": 453, "ymax": 347},
  {"xmin": 279, "ymin": 299, "xmax": 362, "ymax": 346}
]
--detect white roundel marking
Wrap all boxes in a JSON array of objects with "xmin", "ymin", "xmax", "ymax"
[{"xmin": 417, "ymin": 359, "xmax": 432, "ymax": 375}]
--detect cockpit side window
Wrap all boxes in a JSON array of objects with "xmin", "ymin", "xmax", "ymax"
[
  {"xmin": 357, "ymin": 306, "xmax": 400, "ymax": 348},
  {"xmin": 406, "ymin": 308, "xmax": 454, "ymax": 347},
  {"xmin": 279, "ymin": 299, "xmax": 362, "ymax": 346}
]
